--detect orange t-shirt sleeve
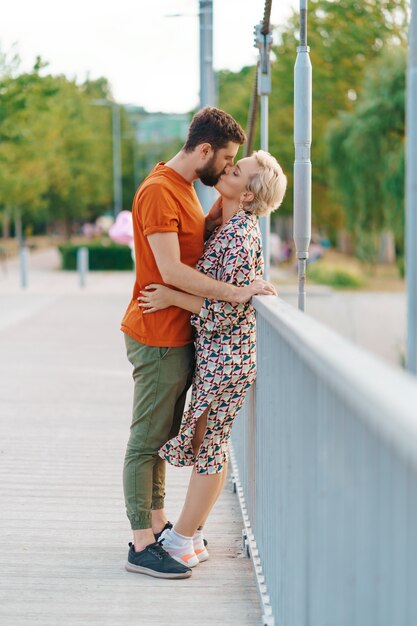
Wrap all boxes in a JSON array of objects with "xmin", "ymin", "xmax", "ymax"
[{"xmin": 140, "ymin": 184, "xmax": 180, "ymax": 236}]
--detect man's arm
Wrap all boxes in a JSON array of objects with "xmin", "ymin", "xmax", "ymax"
[{"xmin": 147, "ymin": 232, "xmax": 276, "ymax": 304}]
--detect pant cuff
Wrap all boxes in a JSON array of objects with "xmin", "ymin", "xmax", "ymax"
[{"xmin": 128, "ymin": 511, "xmax": 152, "ymax": 530}]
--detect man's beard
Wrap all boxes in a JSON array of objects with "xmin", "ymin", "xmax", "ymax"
[{"xmin": 196, "ymin": 155, "xmax": 223, "ymax": 186}]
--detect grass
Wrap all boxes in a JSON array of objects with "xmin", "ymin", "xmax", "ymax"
[
  {"xmin": 274, "ymin": 249, "xmax": 405, "ymax": 292},
  {"xmin": 308, "ymin": 262, "xmax": 365, "ymax": 288}
]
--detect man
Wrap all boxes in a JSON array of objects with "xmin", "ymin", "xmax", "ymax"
[{"xmin": 121, "ymin": 106, "xmax": 276, "ymax": 579}]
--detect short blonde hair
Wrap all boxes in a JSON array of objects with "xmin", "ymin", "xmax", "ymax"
[{"xmin": 245, "ymin": 150, "xmax": 287, "ymax": 217}]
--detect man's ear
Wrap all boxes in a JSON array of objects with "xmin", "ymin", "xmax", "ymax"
[{"xmin": 198, "ymin": 143, "xmax": 213, "ymax": 160}]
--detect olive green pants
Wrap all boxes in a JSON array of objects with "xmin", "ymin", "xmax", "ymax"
[{"xmin": 123, "ymin": 334, "xmax": 194, "ymax": 530}]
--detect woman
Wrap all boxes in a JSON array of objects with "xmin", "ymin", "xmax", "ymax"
[{"xmin": 138, "ymin": 150, "xmax": 287, "ymax": 566}]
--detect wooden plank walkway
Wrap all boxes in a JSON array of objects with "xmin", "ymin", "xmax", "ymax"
[{"xmin": 0, "ymin": 250, "xmax": 262, "ymax": 626}]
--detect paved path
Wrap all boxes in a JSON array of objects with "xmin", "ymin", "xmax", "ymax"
[
  {"xmin": 2, "ymin": 249, "xmax": 406, "ymax": 366},
  {"xmin": 271, "ymin": 268, "xmax": 406, "ymax": 367},
  {"xmin": 0, "ymin": 249, "xmax": 262, "ymax": 626}
]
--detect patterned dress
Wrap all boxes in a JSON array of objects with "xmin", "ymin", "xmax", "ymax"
[{"xmin": 159, "ymin": 210, "xmax": 264, "ymax": 474}]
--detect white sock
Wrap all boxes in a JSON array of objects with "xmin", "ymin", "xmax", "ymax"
[
  {"xmin": 193, "ymin": 531, "xmax": 205, "ymax": 551},
  {"xmin": 170, "ymin": 527, "xmax": 193, "ymax": 545}
]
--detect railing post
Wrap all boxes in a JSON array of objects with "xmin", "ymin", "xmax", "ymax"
[
  {"xmin": 406, "ymin": 0, "xmax": 417, "ymax": 373},
  {"xmin": 77, "ymin": 247, "xmax": 89, "ymax": 288},
  {"xmin": 293, "ymin": 0, "xmax": 312, "ymax": 311}
]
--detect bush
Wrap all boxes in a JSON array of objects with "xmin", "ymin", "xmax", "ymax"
[
  {"xmin": 59, "ymin": 240, "xmax": 133, "ymax": 271},
  {"xmin": 308, "ymin": 263, "xmax": 365, "ymax": 288}
]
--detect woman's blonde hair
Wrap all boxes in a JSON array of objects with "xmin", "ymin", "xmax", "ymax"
[{"xmin": 245, "ymin": 150, "xmax": 287, "ymax": 217}]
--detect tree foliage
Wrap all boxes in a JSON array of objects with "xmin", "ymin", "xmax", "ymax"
[
  {"xmin": 327, "ymin": 46, "xmax": 405, "ymax": 259},
  {"xmin": 218, "ymin": 0, "xmax": 408, "ymax": 239},
  {"xmin": 0, "ymin": 59, "xmax": 136, "ymax": 238}
]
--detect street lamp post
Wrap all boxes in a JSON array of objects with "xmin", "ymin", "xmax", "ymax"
[
  {"xmin": 111, "ymin": 103, "xmax": 123, "ymax": 216},
  {"xmin": 164, "ymin": 2, "xmax": 217, "ymax": 213},
  {"xmin": 91, "ymin": 99, "xmax": 123, "ymax": 218},
  {"xmin": 196, "ymin": 0, "xmax": 218, "ymax": 213},
  {"xmin": 199, "ymin": 0, "xmax": 216, "ymax": 107},
  {"xmin": 293, "ymin": 0, "xmax": 312, "ymax": 312}
]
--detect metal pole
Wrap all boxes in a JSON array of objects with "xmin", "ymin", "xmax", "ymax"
[
  {"xmin": 255, "ymin": 23, "xmax": 273, "ymax": 280},
  {"xmin": 244, "ymin": 69, "xmax": 259, "ymax": 157},
  {"xmin": 90, "ymin": 99, "xmax": 123, "ymax": 217},
  {"xmin": 196, "ymin": 0, "xmax": 217, "ymax": 213},
  {"xmin": 199, "ymin": 0, "xmax": 216, "ymax": 108},
  {"xmin": 112, "ymin": 103, "xmax": 123, "ymax": 217},
  {"xmin": 407, "ymin": 0, "xmax": 417, "ymax": 373},
  {"xmin": 19, "ymin": 245, "xmax": 28, "ymax": 289},
  {"xmin": 77, "ymin": 246, "xmax": 89, "ymax": 288},
  {"xmin": 293, "ymin": 0, "xmax": 312, "ymax": 312},
  {"xmin": 260, "ymin": 94, "xmax": 270, "ymax": 279},
  {"xmin": 132, "ymin": 126, "xmax": 141, "ymax": 189}
]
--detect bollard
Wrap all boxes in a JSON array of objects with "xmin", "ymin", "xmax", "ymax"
[
  {"xmin": 77, "ymin": 247, "xmax": 89, "ymax": 288},
  {"xmin": 19, "ymin": 245, "xmax": 28, "ymax": 289}
]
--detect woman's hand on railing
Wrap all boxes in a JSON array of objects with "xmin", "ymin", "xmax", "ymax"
[{"xmin": 235, "ymin": 279, "xmax": 278, "ymax": 303}]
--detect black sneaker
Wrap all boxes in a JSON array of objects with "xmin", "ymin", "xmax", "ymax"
[
  {"xmin": 125, "ymin": 542, "xmax": 192, "ymax": 579},
  {"xmin": 154, "ymin": 522, "xmax": 208, "ymax": 547}
]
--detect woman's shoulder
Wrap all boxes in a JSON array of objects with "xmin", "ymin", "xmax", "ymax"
[
  {"xmin": 223, "ymin": 211, "xmax": 259, "ymax": 241},
  {"xmin": 203, "ymin": 211, "xmax": 260, "ymax": 258}
]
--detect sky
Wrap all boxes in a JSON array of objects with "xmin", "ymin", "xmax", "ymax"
[{"xmin": 1, "ymin": 0, "xmax": 298, "ymax": 113}]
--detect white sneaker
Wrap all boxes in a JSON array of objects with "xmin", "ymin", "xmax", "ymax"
[
  {"xmin": 193, "ymin": 529, "xmax": 209, "ymax": 562},
  {"xmin": 159, "ymin": 528, "xmax": 199, "ymax": 568}
]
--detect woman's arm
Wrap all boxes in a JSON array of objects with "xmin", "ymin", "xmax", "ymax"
[
  {"xmin": 193, "ymin": 234, "xmax": 262, "ymax": 334},
  {"xmin": 147, "ymin": 232, "xmax": 276, "ymax": 303},
  {"xmin": 138, "ymin": 284, "xmax": 204, "ymax": 315}
]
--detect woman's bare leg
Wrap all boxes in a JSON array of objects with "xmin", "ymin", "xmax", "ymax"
[
  {"xmin": 174, "ymin": 407, "xmax": 225, "ymax": 537},
  {"xmin": 197, "ymin": 460, "xmax": 228, "ymax": 530},
  {"xmin": 175, "ymin": 468, "xmax": 224, "ymax": 537}
]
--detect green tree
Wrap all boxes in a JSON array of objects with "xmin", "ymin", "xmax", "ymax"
[
  {"xmin": 0, "ymin": 63, "xmax": 119, "ymax": 239},
  {"xmin": 218, "ymin": 0, "xmax": 408, "ymax": 237},
  {"xmin": 42, "ymin": 75, "xmax": 114, "ymax": 236},
  {"xmin": 327, "ymin": 46, "xmax": 405, "ymax": 260},
  {"xmin": 0, "ymin": 59, "xmax": 58, "ymax": 238}
]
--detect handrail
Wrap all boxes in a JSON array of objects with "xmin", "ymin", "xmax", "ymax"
[
  {"xmin": 253, "ymin": 295, "xmax": 417, "ymax": 465},
  {"xmin": 233, "ymin": 296, "xmax": 417, "ymax": 625}
]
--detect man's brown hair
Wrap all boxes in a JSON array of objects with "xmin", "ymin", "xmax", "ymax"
[{"xmin": 183, "ymin": 106, "xmax": 246, "ymax": 153}]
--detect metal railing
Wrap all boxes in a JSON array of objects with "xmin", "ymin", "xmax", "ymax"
[{"xmin": 232, "ymin": 295, "xmax": 417, "ymax": 626}]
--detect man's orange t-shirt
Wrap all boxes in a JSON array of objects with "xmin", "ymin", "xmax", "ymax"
[{"xmin": 121, "ymin": 163, "xmax": 206, "ymax": 347}]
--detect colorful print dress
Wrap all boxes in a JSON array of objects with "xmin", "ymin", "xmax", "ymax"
[{"xmin": 159, "ymin": 210, "xmax": 264, "ymax": 474}]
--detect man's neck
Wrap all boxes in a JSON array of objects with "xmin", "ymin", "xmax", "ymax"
[{"xmin": 164, "ymin": 151, "xmax": 197, "ymax": 184}]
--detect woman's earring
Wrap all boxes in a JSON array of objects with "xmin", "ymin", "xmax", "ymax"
[{"xmin": 239, "ymin": 202, "xmax": 243, "ymax": 209}]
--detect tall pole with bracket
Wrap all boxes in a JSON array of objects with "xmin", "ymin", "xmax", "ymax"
[
  {"xmin": 293, "ymin": 0, "xmax": 312, "ymax": 311},
  {"xmin": 254, "ymin": 14, "xmax": 273, "ymax": 279}
]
